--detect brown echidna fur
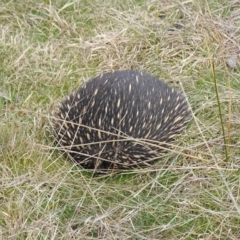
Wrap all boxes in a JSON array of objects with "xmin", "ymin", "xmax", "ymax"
[{"xmin": 51, "ymin": 70, "xmax": 191, "ymax": 171}]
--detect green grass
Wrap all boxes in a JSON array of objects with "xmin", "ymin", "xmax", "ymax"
[{"xmin": 1, "ymin": 0, "xmax": 240, "ymax": 239}]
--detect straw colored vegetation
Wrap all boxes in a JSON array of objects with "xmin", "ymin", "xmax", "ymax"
[{"xmin": 1, "ymin": 0, "xmax": 240, "ymax": 239}]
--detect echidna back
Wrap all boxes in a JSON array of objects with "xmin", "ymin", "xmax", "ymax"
[{"xmin": 52, "ymin": 70, "xmax": 191, "ymax": 171}]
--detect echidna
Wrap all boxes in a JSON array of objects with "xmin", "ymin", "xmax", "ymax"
[{"xmin": 51, "ymin": 70, "xmax": 191, "ymax": 171}]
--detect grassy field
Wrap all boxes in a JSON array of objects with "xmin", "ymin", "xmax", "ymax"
[{"xmin": 1, "ymin": 0, "xmax": 240, "ymax": 239}]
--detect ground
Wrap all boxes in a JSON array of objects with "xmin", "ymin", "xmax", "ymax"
[{"xmin": 1, "ymin": 0, "xmax": 240, "ymax": 239}]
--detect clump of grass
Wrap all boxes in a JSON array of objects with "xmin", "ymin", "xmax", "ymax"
[{"xmin": 1, "ymin": 0, "xmax": 240, "ymax": 239}]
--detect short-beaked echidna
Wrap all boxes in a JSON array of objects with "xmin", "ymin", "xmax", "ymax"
[{"xmin": 51, "ymin": 70, "xmax": 191, "ymax": 171}]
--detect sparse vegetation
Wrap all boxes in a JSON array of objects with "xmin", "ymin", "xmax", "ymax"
[{"xmin": 1, "ymin": 0, "xmax": 240, "ymax": 239}]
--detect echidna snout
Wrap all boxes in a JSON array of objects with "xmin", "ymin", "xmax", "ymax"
[{"xmin": 51, "ymin": 70, "xmax": 191, "ymax": 171}]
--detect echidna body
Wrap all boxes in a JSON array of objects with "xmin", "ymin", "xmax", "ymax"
[{"xmin": 52, "ymin": 70, "xmax": 191, "ymax": 171}]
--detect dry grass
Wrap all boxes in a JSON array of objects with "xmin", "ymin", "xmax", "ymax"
[{"xmin": 1, "ymin": 0, "xmax": 240, "ymax": 239}]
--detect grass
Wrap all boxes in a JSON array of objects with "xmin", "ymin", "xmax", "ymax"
[{"xmin": 1, "ymin": 0, "xmax": 240, "ymax": 239}]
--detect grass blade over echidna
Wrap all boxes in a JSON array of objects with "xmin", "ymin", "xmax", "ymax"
[{"xmin": 51, "ymin": 70, "xmax": 191, "ymax": 171}]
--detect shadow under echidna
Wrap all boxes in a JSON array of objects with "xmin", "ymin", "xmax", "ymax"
[{"xmin": 51, "ymin": 70, "xmax": 191, "ymax": 172}]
